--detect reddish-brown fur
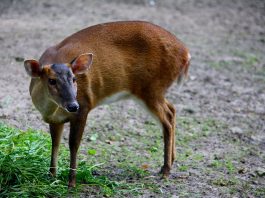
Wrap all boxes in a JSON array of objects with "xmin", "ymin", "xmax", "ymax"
[{"xmin": 29, "ymin": 21, "xmax": 190, "ymax": 187}]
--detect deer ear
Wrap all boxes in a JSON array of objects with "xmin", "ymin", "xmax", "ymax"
[
  {"xmin": 71, "ymin": 53, "xmax": 93, "ymax": 75},
  {"xmin": 24, "ymin": 59, "xmax": 42, "ymax": 77}
]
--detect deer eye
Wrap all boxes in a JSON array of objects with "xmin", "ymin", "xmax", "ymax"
[
  {"xmin": 48, "ymin": 78, "xmax": 56, "ymax": 85},
  {"xmin": 73, "ymin": 77, "xmax": 77, "ymax": 83}
]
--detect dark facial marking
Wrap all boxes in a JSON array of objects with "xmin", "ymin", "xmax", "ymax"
[
  {"xmin": 50, "ymin": 64, "xmax": 77, "ymax": 106},
  {"xmin": 51, "ymin": 64, "xmax": 72, "ymax": 76}
]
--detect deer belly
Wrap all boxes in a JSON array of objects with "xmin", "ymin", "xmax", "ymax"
[{"xmin": 97, "ymin": 91, "xmax": 131, "ymax": 106}]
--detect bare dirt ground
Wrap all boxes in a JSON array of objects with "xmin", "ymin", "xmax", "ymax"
[{"xmin": 0, "ymin": 0, "xmax": 264, "ymax": 197}]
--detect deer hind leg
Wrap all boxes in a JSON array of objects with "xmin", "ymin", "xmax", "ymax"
[
  {"xmin": 143, "ymin": 97, "xmax": 174, "ymax": 178},
  {"xmin": 165, "ymin": 100, "xmax": 176, "ymax": 165}
]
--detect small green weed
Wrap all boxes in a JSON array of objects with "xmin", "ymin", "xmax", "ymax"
[
  {"xmin": 232, "ymin": 51, "xmax": 259, "ymax": 66},
  {"xmin": 209, "ymin": 159, "xmax": 236, "ymax": 174},
  {"xmin": 212, "ymin": 176, "xmax": 238, "ymax": 187},
  {"xmin": 210, "ymin": 160, "xmax": 223, "ymax": 168},
  {"xmin": 179, "ymin": 165, "xmax": 189, "ymax": 171},
  {"xmin": 208, "ymin": 60, "xmax": 234, "ymax": 69},
  {"xmin": 255, "ymin": 187, "xmax": 265, "ymax": 197},
  {"xmin": 177, "ymin": 117, "xmax": 222, "ymax": 146},
  {"xmin": 225, "ymin": 160, "xmax": 235, "ymax": 174}
]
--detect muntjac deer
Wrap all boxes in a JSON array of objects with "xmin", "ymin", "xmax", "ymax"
[{"xmin": 24, "ymin": 21, "xmax": 190, "ymax": 188}]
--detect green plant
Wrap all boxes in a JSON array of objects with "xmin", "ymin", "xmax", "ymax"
[
  {"xmin": 225, "ymin": 160, "xmax": 235, "ymax": 174},
  {"xmin": 0, "ymin": 123, "xmax": 116, "ymax": 197},
  {"xmin": 212, "ymin": 176, "xmax": 238, "ymax": 187}
]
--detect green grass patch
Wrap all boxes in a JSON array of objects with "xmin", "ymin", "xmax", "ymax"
[
  {"xmin": 255, "ymin": 187, "xmax": 265, "ymax": 197},
  {"xmin": 0, "ymin": 123, "xmax": 117, "ymax": 197},
  {"xmin": 232, "ymin": 51, "xmax": 259, "ymax": 66},
  {"xmin": 232, "ymin": 50, "xmax": 265, "ymax": 82},
  {"xmin": 177, "ymin": 117, "xmax": 224, "ymax": 146},
  {"xmin": 211, "ymin": 176, "xmax": 238, "ymax": 187},
  {"xmin": 209, "ymin": 159, "xmax": 236, "ymax": 174},
  {"xmin": 208, "ymin": 50, "xmax": 262, "ymax": 75},
  {"xmin": 208, "ymin": 60, "xmax": 234, "ymax": 69}
]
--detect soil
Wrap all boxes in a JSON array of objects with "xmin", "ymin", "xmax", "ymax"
[{"xmin": 0, "ymin": 0, "xmax": 264, "ymax": 197}]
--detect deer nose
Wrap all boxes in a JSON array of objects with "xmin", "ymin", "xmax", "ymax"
[{"xmin": 66, "ymin": 102, "xmax": 79, "ymax": 112}]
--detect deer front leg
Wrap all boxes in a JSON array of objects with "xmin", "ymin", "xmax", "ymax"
[
  {"xmin": 68, "ymin": 110, "xmax": 88, "ymax": 188},
  {"xmin": 49, "ymin": 123, "xmax": 64, "ymax": 176}
]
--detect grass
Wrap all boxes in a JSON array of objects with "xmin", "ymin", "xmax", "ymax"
[
  {"xmin": 232, "ymin": 50, "xmax": 259, "ymax": 67},
  {"xmin": 208, "ymin": 60, "xmax": 234, "ymax": 69},
  {"xmin": 211, "ymin": 176, "xmax": 238, "ymax": 187},
  {"xmin": 208, "ymin": 50, "xmax": 263, "ymax": 77},
  {"xmin": 209, "ymin": 159, "xmax": 236, "ymax": 174},
  {"xmin": 0, "ymin": 123, "xmax": 116, "ymax": 197}
]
